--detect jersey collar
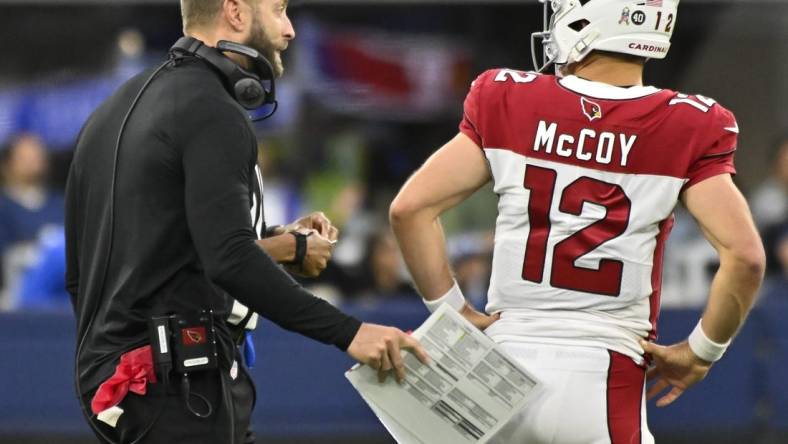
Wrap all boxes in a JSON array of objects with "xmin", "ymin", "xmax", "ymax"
[{"xmin": 559, "ymin": 75, "xmax": 661, "ymax": 100}]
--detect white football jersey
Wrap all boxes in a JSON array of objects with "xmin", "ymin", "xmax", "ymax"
[{"xmin": 459, "ymin": 70, "xmax": 738, "ymax": 362}]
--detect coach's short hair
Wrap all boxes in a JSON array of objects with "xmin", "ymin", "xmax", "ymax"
[
  {"xmin": 181, "ymin": 0, "xmax": 257, "ymax": 31},
  {"xmin": 180, "ymin": 0, "xmax": 222, "ymax": 31}
]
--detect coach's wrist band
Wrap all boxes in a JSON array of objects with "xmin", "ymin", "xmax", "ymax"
[
  {"xmin": 423, "ymin": 280, "xmax": 466, "ymax": 313},
  {"xmin": 288, "ymin": 231, "xmax": 309, "ymax": 266},
  {"xmin": 688, "ymin": 319, "xmax": 731, "ymax": 362}
]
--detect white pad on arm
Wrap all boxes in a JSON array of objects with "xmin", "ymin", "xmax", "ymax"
[
  {"xmin": 688, "ymin": 319, "xmax": 731, "ymax": 363},
  {"xmin": 423, "ymin": 280, "xmax": 466, "ymax": 313}
]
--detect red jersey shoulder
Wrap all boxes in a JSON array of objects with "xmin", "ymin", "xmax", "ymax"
[
  {"xmin": 463, "ymin": 69, "xmax": 549, "ymax": 121},
  {"xmin": 468, "ymin": 69, "xmax": 550, "ymax": 98},
  {"xmin": 461, "ymin": 69, "xmax": 548, "ymax": 146},
  {"xmin": 656, "ymin": 91, "xmax": 739, "ymax": 187},
  {"xmin": 659, "ymin": 90, "xmax": 739, "ymax": 156}
]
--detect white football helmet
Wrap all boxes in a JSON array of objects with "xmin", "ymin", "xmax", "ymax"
[{"xmin": 532, "ymin": 0, "xmax": 680, "ymax": 72}]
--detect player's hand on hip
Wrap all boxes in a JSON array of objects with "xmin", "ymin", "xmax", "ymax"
[
  {"xmin": 640, "ymin": 339, "xmax": 712, "ymax": 408},
  {"xmin": 461, "ymin": 303, "xmax": 500, "ymax": 331},
  {"xmin": 290, "ymin": 211, "xmax": 339, "ymax": 242},
  {"xmin": 347, "ymin": 323, "xmax": 430, "ymax": 384}
]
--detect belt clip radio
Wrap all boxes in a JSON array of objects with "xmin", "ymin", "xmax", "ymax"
[
  {"xmin": 171, "ymin": 310, "xmax": 218, "ymax": 373},
  {"xmin": 149, "ymin": 310, "xmax": 218, "ymax": 419},
  {"xmin": 148, "ymin": 310, "xmax": 218, "ymax": 374}
]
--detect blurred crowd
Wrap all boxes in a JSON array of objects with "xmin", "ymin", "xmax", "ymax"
[
  {"xmin": 750, "ymin": 134, "xmax": 788, "ymax": 303},
  {"xmin": 0, "ymin": 133, "xmax": 67, "ymax": 310},
  {"xmin": 1, "ymin": 127, "xmax": 786, "ymax": 314},
  {"xmin": 659, "ymin": 135, "xmax": 788, "ymax": 308}
]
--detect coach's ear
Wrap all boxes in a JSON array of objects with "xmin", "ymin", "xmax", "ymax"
[{"xmin": 223, "ymin": 0, "xmax": 249, "ymax": 33}]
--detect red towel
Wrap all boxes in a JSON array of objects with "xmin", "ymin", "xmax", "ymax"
[{"xmin": 90, "ymin": 345, "xmax": 157, "ymax": 414}]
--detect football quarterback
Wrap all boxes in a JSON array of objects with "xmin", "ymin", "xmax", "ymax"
[{"xmin": 391, "ymin": 1, "xmax": 764, "ymax": 443}]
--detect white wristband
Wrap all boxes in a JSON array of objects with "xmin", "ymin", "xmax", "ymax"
[
  {"xmin": 687, "ymin": 319, "xmax": 731, "ymax": 362},
  {"xmin": 423, "ymin": 281, "xmax": 466, "ymax": 313}
]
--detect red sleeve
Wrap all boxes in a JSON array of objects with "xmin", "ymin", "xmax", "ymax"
[
  {"xmin": 459, "ymin": 70, "xmax": 495, "ymax": 148},
  {"xmin": 683, "ymin": 104, "xmax": 738, "ymax": 191}
]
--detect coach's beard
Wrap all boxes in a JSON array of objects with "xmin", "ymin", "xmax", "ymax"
[{"xmin": 246, "ymin": 19, "xmax": 285, "ymax": 78}]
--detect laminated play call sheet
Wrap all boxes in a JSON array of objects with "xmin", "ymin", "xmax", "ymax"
[{"xmin": 346, "ymin": 304, "xmax": 540, "ymax": 444}]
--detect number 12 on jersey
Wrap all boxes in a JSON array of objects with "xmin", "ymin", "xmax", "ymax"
[{"xmin": 522, "ymin": 165, "xmax": 631, "ymax": 297}]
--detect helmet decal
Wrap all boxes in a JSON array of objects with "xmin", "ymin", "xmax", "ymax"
[
  {"xmin": 619, "ymin": 7, "xmax": 631, "ymax": 25},
  {"xmin": 631, "ymin": 10, "xmax": 647, "ymax": 26}
]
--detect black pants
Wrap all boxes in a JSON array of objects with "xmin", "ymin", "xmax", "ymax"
[{"xmin": 82, "ymin": 359, "xmax": 256, "ymax": 444}]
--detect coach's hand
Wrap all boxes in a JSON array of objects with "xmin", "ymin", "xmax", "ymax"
[
  {"xmin": 461, "ymin": 303, "xmax": 500, "ymax": 331},
  {"xmin": 287, "ymin": 211, "xmax": 339, "ymax": 242},
  {"xmin": 286, "ymin": 229, "xmax": 334, "ymax": 278},
  {"xmin": 640, "ymin": 340, "xmax": 712, "ymax": 407},
  {"xmin": 347, "ymin": 323, "xmax": 430, "ymax": 384}
]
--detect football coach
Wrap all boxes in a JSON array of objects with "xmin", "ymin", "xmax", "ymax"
[{"xmin": 65, "ymin": 1, "xmax": 428, "ymax": 443}]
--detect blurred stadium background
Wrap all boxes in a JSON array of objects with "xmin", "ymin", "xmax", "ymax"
[{"xmin": 0, "ymin": 0, "xmax": 786, "ymax": 443}]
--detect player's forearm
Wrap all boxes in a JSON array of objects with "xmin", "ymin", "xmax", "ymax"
[
  {"xmin": 389, "ymin": 207, "xmax": 454, "ymax": 300},
  {"xmin": 701, "ymin": 246, "xmax": 765, "ymax": 343}
]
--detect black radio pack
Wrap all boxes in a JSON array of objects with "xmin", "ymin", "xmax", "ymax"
[
  {"xmin": 171, "ymin": 311, "xmax": 218, "ymax": 373},
  {"xmin": 148, "ymin": 310, "xmax": 218, "ymax": 419},
  {"xmin": 148, "ymin": 311, "xmax": 218, "ymax": 375}
]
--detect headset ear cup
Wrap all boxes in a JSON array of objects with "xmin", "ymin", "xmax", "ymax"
[{"xmin": 234, "ymin": 78, "xmax": 266, "ymax": 109}]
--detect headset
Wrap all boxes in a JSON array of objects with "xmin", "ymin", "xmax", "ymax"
[
  {"xmin": 171, "ymin": 36, "xmax": 278, "ymax": 116},
  {"xmin": 74, "ymin": 37, "xmax": 277, "ymax": 444}
]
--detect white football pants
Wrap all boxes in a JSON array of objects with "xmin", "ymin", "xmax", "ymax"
[{"xmin": 489, "ymin": 342, "xmax": 655, "ymax": 444}]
